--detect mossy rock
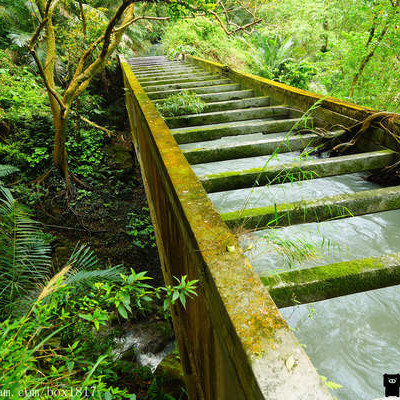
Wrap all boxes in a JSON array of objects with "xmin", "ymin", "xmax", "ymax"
[
  {"xmin": 154, "ymin": 352, "xmax": 186, "ymax": 398},
  {"xmin": 104, "ymin": 143, "xmax": 133, "ymax": 170}
]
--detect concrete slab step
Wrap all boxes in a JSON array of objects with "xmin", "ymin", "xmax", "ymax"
[
  {"xmin": 222, "ymin": 185, "xmax": 400, "ymax": 229},
  {"xmin": 263, "ymin": 251, "xmax": 400, "ymax": 308},
  {"xmin": 147, "ymin": 84, "xmax": 241, "ymax": 100},
  {"xmin": 204, "ymin": 97, "xmax": 271, "ymax": 112},
  {"xmin": 196, "ymin": 90, "xmax": 255, "ymax": 103},
  {"xmin": 143, "ymin": 79, "xmax": 233, "ymax": 93},
  {"xmin": 140, "ymin": 74, "xmax": 219, "ymax": 87},
  {"xmin": 130, "ymin": 61, "xmax": 185, "ymax": 69},
  {"xmin": 165, "ymin": 106, "xmax": 290, "ymax": 128},
  {"xmin": 182, "ymin": 132, "xmax": 320, "ymax": 164},
  {"xmin": 171, "ymin": 117, "xmax": 302, "ymax": 144},
  {"xmin": 138, "ymin": 72, "xmax": 219, "ymax": 83},
  {"xmin": 134, "ymin": 67, "xmax": 204, "ymax": 77},
  {"xmin": 199, "ymin": 149, "xmax": 396, "ymax": 192}
]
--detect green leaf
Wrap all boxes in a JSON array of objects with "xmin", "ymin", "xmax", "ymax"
[
  {"xmin": 118, "ymin": 305, "xmax": 128, "ymax": 319},
  {"xmin": 172, "ymin": 290, "xmax": 180, "ymax": 302},
  {"xmin": 179, "ymin": 292, "xmax": 186, "ymax": 308},
  {"xmin": 78, "ymin": 313, "xmax": 93, "ymax": 322}
]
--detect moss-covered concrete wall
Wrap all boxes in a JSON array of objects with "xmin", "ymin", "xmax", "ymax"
[{"xmin": 120, "ymin": 56, "xmax": 332, "ymax": 399}]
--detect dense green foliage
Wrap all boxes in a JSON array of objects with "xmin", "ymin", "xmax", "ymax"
[
  {"xmin": 162, "ymin": 17, "xmax": 251, "ymax": 67},
  {"xmin": 0, "ymin": 182, "xmax": 197, "ymax": 398},
  {"xmin": 0, "ymin": 50, "xmax": 53, "ymax": 173},
  {"xmin": 162, "ymin": 1, "xmax": 399, "ymax": 111}
]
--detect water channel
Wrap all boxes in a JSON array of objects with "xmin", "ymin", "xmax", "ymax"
[{"xmin": 195, "ymin": 147, "xmax": 400, "ymax": 399}]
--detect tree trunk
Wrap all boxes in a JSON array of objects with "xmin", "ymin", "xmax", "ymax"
[{"xmin": 52, "ymin": 110, "xmax": 70, "ymax": 187}]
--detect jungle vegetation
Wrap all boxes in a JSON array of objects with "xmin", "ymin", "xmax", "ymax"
[{"xmin": 0, "ymin": 0, "xmax": 399, "ymax": 398}]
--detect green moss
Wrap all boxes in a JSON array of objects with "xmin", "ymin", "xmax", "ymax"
[
  {"xmin": 222, "ymin": 186, "xmax": 400, "ymax": 229},
  {"xmin": 261, "ymin": 253, "xmax": 400, "ymax": 307}
]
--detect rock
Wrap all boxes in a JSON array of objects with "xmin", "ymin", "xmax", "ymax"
[
  {"xmin": 154, "ymin": 352, "xmax": 187, "ymax": 398},
  {"xmin": 115, "ymin": 320, "xmax": 175, "ymax": 370},
  {"xmin": 104, "ymin": 143, "xmax": 133, "ymax": 170}
]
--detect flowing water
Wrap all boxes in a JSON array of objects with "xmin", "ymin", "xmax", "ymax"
[
  {"xmin": 200, "ymin": 152, "xmax": 400, "ymax": 400},
  {"xmin": 239, "ymin": 209, "xmax": 400, "ymax": 275},
  {"xmin": 280, "ymin": 285, "xmax": 400, "ymax": 399}
]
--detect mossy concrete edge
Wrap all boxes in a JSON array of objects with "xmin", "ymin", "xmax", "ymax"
[
  {"xmin": 222, "ymin": 185, "xmax": 400, "ymax": 229},
  {"xmin": 185, "ymin": 55, "xmax": 400, "ymax": 151},
  {"xmin": 262, "ymin": 253, "xmax": 400, "ymax": 308}
]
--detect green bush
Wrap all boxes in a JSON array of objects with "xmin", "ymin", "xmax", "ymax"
[
  {"xmin": 162, "ymin": 17, "xmax": 250, "ymax": 67},
  {"xmin": 155, "ymin": 92, "xmax": 206, "ymax": 117},
  {"xmin": 127, "ymin": 207, "xmax": 156, "ymax": 248},
  {"xmin": 0, "ymin": 50, "xmax": 54, "ymax": 174}
]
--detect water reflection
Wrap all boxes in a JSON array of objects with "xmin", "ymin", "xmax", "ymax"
[{"xmin": 280, "ymin": 285, "xmax": 400, "ymax": 399}]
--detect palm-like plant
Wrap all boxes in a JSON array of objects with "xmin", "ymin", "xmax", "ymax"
[
  {"xmin": 0, "ymin": 186, "xmax": 52, "ymax": 312},
  {"xmin": 0, "ymin": 0, "xmax": 35, "ymax": 49},
  {"xmin": 0, "ymin": 165, "xmax": 124, "ymax": 317},
  {"xmin": 251, "ymin": 33, "xmax": 295, "ymax": 79}
]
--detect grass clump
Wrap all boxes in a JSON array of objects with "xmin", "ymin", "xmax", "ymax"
[{"xmin": 156, "ymin": 91, "xmax": 207, "ymax": 117}]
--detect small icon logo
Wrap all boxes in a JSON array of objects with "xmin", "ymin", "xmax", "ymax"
[{"xmin": 383, "ymin": 374, "xmax": 400, "ymax": 397}]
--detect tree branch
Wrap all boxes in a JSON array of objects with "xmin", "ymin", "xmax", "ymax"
[
  {"xmin": 29, "ymin": 48, "xmax": 66, "ymax": 111},
  {"xmin": 210, "ymin": 10, "xmax": 262, "ymax": 35},
  {"xmin": 78, "ymin": 0, "xmax": 87, "ymax": 40},
  {"xmin": 80, "ymin": 116, "xmax": 114, "ymax": 137},
  {"xmin": 29, "ymin": 0, "xmax": 65, "ymax": 111}
]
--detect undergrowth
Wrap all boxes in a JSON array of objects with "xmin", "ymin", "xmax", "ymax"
[{"xmin": 155, "ymin": 92, "xmax": 206, "ymax": 117}]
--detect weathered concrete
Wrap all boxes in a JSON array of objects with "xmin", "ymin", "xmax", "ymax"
[
  {"xmin": 143, "ymin": 78, "xmax": 233, "ymax": 93},
  {"xmin": 200, "ymin": 150, "xmax": 396, "ymax": 192},
  {"xmin": 172, "ymin": 118, "xmax": 303, "ymax": 144},
  {"xmin": 139, "ymin": 72, "xmax": 220, "ymax": 83},
  {"xmin": 204, "ymin": 96, "xmax": 271, "ymax": 112},
  {"xmin": 222, "ymin": 185, "xmax": 400, "ymax": 229},
  {"xmin": 147, "ymin": 83, "xmax": 241, "ymax": 100},
  {"xmin": 182, "ymin": 133, "xmax": 319, "ymax": 164},
  {"xmin": 165, "ymin": 106, "xmax": 289, "ymax": 128},
  {"xmin": 141, "ymin": 74, "xmax": 218, "ymax": 87},
  {"xmin": 121, "ymin": 55, "xmax": 332, "ymax": 400},
  {"xmin": 185, "ymin": 54, "xmax": 400, "ymax": 151},
  {"xmin": 134, "ymin": 67, "xmax": 204, "ymax": 77},
  {"xmin": 262, "ymin": 252, "xmax": 400, "ymax": 307},
  {"xmin": 196, "ymin": 89, "xmax": 255, "ymax": 102}
]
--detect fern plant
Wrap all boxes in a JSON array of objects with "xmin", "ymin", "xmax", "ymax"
[
  {"xmin": 0, "ymin": 165, "xmax": 124, "ymax": 316},
  {"xmin": 251, "ymin": 33, "xmax": 295, "ymax": 79},
  {"xmin": 0, "ymin": 186, "xmax": 52, "ymax": 314}
]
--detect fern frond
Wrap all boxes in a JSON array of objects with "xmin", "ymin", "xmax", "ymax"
[
  {"xmin": 64, "ymin": 266, "xmax": 125, "ymax": 287},
  {"xmin": 0, "ymin": 165, "xmax": 19, "ymax": 179}
]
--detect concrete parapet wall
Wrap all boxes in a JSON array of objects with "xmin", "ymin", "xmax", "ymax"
[{"xmin": 120, "ymin": 55, "xmax": 332, "ymax": 399}]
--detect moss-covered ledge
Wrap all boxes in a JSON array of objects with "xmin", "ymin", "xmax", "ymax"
[
  {"xmin": 262, "ymin": 253, "xmax": 400, "ymax": 308},
  {"xmin": 185, "ymin": 54, "xmax": 400, "ymax": 152},
  {"xmin": 222, "ymin": 185, "xmax": 400, "ymax": 229},
  {"xmin": 200, "ymin": 149, "xmax": 395, "ymax": 193}
]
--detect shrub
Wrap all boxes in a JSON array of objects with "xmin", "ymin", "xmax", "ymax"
[
  {"xmin": 127, "ymin": 207, "xmax": 156, "ymax": 248},
  {"xmin": 162, "ymin": 17, "xmax": 250, "ymax": 67}
]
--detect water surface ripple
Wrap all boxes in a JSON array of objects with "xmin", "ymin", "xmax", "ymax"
[{"xmin": 281, "ymin": 286, "xmax": 400, "ymax": 399}]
